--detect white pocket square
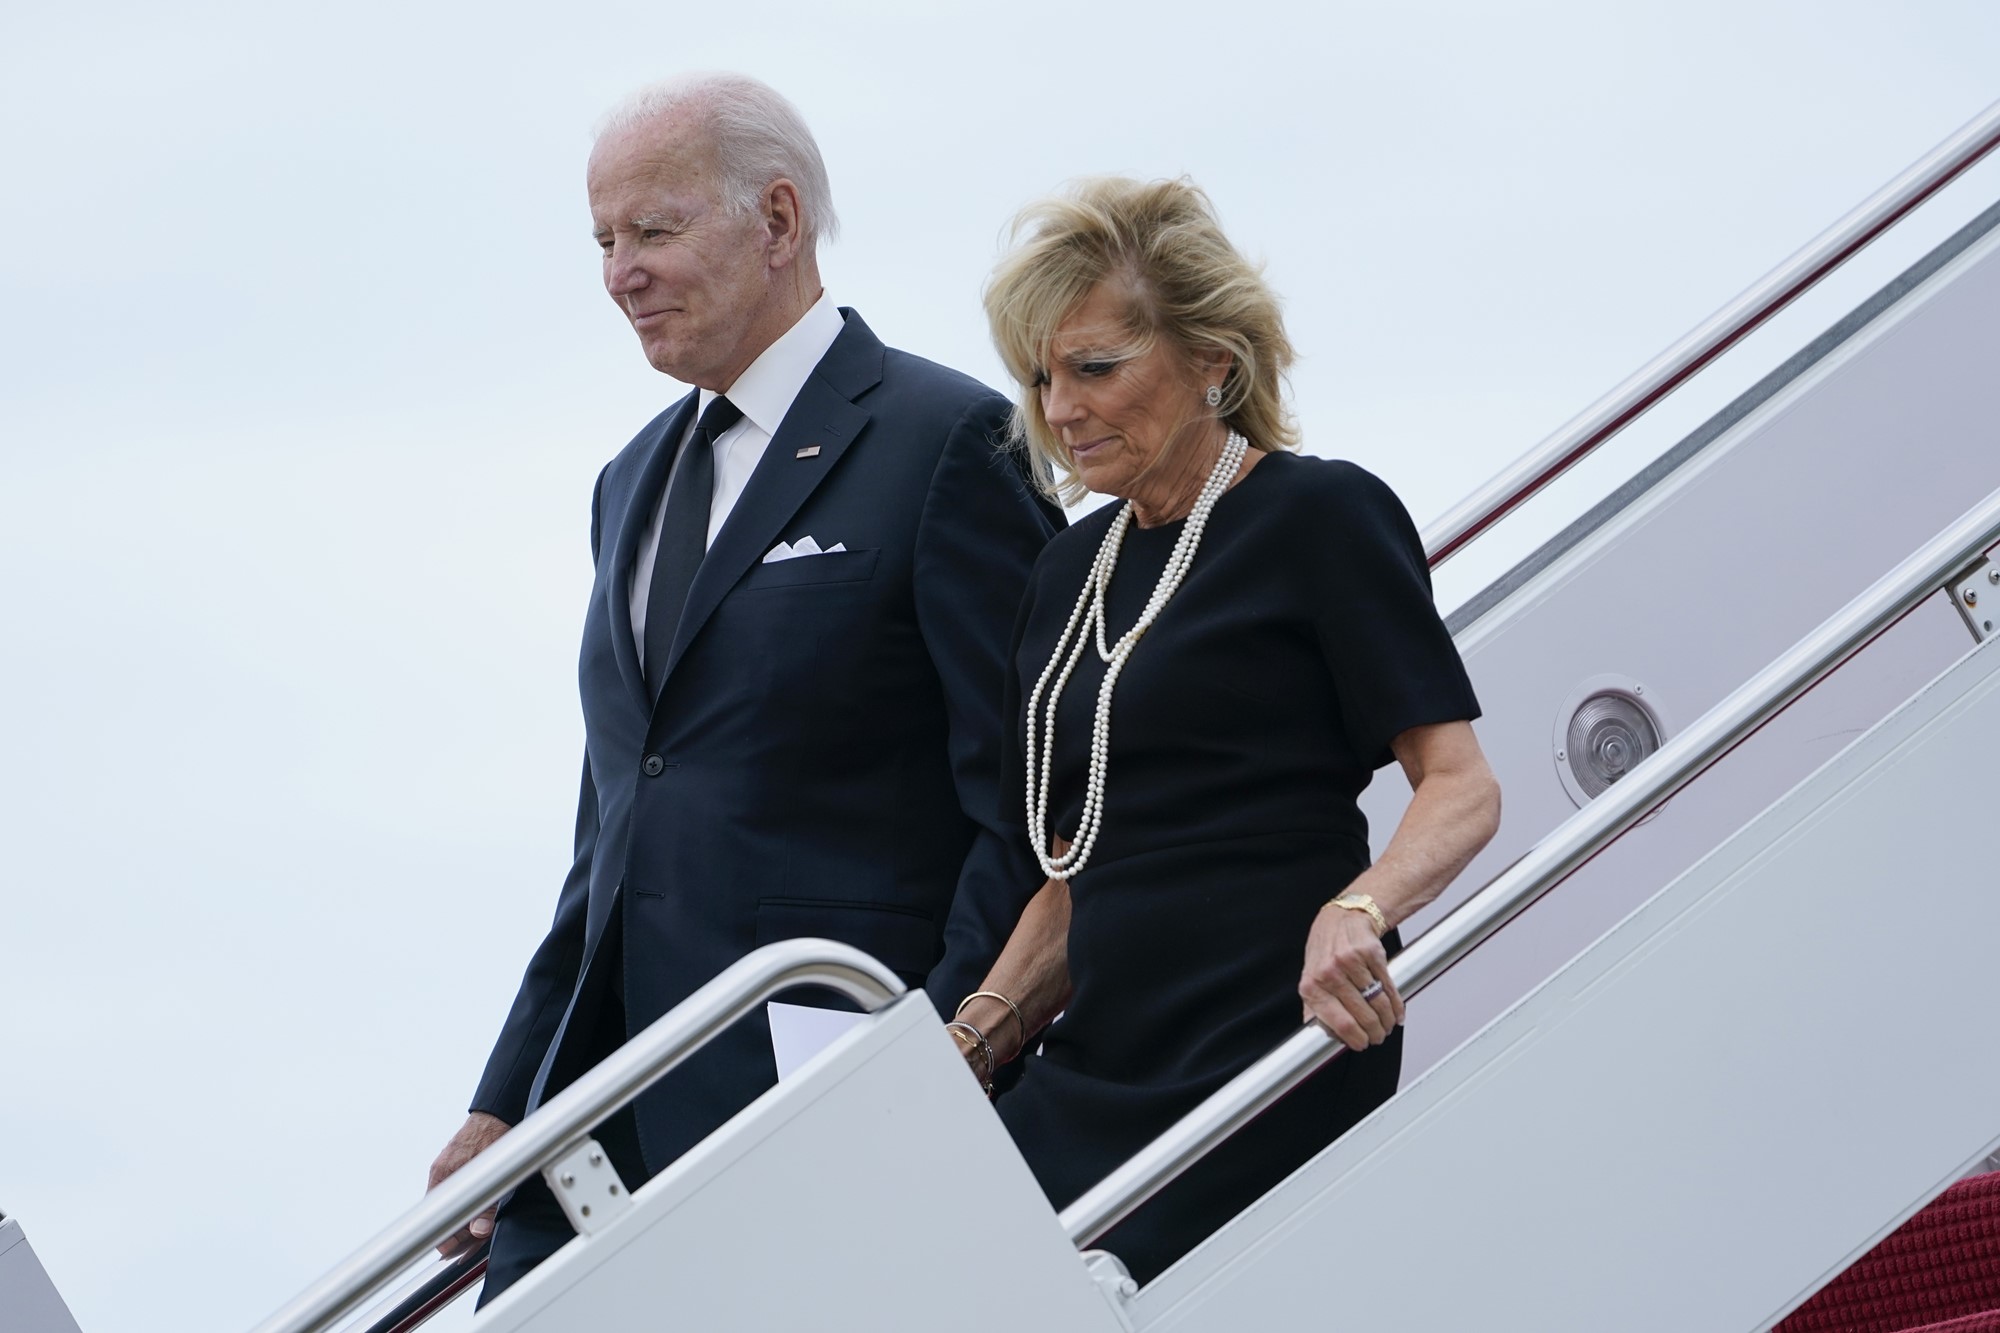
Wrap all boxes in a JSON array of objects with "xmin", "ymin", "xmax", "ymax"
[{"xmin": 762, "ymin": 537, "xmax": 848, "ymax": 564}]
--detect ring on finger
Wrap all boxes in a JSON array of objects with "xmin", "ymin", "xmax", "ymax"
[{"xmin": 1358, "ymin": 979, "xmax": 1385, "ymax": 1003}]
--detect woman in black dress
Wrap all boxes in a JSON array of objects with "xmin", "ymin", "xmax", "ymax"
[{"xmin": 948, "ymin": 177, "xmax": 1501, "ymax": 1284}]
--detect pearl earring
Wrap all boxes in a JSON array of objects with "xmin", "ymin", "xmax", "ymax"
[{"xmin": 1204, "ymin": 385, "xmax": 1223, "ymax": 407}]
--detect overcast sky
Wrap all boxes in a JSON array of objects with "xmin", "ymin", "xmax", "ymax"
[{"xmin": 3, "ymin": 3, "xmax": 1997, "ymax": 1330}]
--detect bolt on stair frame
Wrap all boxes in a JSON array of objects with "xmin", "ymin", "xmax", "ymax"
[{"xmin": 1062, "ymin": 486, "xmax": 2000, "ymax": 1249}]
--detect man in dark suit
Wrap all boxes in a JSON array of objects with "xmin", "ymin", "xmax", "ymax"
[{"xmin": 425, "ymin": 72, "xmax": 1059, "ymax": 1301}]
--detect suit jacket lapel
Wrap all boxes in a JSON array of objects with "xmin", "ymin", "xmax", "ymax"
[
  {"xmin": 606, "ymin": 392, "xmax": 698, "ymax": 710},
  {"xmin": 654, "ymin": 311, "xmax": 886, "ymax": 693}
]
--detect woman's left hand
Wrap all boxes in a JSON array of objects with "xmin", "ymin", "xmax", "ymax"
[
  {"xmin": 1299, "ymin": 901, "xmax": 1404, "ymax": 1051},
  {"xmin": 946, "ymin": 1023, "xmax": 995, "ymax": 1093}
]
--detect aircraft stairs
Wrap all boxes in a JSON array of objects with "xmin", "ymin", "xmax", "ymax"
[{"xmin": 14, "ymin": 97, "xmax": 1989, "ymax": 1333}]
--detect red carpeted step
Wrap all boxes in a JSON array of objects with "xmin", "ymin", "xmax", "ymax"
[
  {"xmin": 1901, "ymin": 1313, "xmax": 2000, "ymax": 1333},
  {"xmin": 1776, "ymin": 1171, "xmax": 2000, "ymax": 1333}
]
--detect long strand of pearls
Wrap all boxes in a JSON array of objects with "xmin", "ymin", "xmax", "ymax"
[{"xmin": 1025, "ymin": 430, "xmax": 1250, "ymax": 881}]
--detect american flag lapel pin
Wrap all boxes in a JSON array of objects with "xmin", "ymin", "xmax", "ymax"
[{"xmin": 795, "ymin": 445, "xmax": 822, "ymax": 459}]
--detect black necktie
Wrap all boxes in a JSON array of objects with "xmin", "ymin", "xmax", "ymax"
[{"xmin": 645, "ymin": 395, "xmax": 744, "ymax": 693}]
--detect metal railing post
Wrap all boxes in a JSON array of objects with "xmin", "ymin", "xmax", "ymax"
[{"xmin": 247, "ymin": 939, "xmax": 905, "ymax": 1333}]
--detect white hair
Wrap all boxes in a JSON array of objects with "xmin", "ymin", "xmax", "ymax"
[{"xmin": 596, "ymin": 72, "xmax": 840, "ymax": 248}]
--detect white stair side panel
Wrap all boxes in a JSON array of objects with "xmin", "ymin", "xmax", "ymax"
[
  {"xmin": 1367, "ymin": 214, "xmax": 2000, "ymax": 1086},
  {"xmin": 1405, "ymin": 591, "xmax": 1978, "ymax": 1082},
  {"xmin": 1138, "ymin": 636, "xmax": 2000, "ymax": 1333},
  {"xmin": 0, "ymin": 1219, "xmax": 83, "ymax": 1333},
  {"xmin": 476, "ymin": 993, "xmax": 1121, "ymax": 1333}
]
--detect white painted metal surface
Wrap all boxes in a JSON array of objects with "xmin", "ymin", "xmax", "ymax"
[
  {"xmin": 0, "ymin": 1217, "xmax": 84, "ymax": 1333},
  {"xmin": 1369, "ymin": 205, "xmax": 2000, "ymax": 1087},
  {"xmin": 1951, "ymin": 558, "xmax": 1997, "ymax": 642},
  {"xmin": 1138, "ymin": 635, "xmax": 2000, "ymax": 1331},
  {"xmin": 541, "ymin": 1138, "xmax": 632, "ymax": 1236},
  {"xmin": 475, "ymin": 993, "xmax": 1122, "ymax": 1333}
]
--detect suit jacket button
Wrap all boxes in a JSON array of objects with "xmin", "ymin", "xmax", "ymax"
[{"xmin": 642, "ymin": 754, "xmax": 665, "ymax": 777}]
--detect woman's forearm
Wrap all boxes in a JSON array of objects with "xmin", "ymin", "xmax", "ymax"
[
  {"xmin": 956, "ymin": 877, "xmax": 1072, "ymax": 1065},
  {"xmin": 1352, "ymin": 722, "xmax": 1502, "ymax": 930},
  {"xmin": 1298, "ymin": 722, "xmax": 1498, "ymax": 1051}
]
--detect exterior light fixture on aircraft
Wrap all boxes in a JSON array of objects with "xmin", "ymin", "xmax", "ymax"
[{"xmin": 1554, "ymin": 675, "xmax": 1667, "ymax": 809}]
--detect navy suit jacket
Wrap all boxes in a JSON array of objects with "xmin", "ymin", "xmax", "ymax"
[{"xmin": 471, "ymin": 310, "xmax": 1060, "ymax": 1171}]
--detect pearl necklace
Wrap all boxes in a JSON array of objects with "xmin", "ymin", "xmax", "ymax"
[{"xmin": 1025, "ymin": 430, "xmax": 1250, "ymax": 881}]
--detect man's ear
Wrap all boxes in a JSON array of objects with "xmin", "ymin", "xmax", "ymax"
[{"xmin": 762, "ymin": 178, "xmax": 805, "ymax": 269}]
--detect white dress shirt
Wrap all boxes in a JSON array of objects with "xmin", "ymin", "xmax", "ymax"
[{"xmin": 629, "ymin": 292, "xmax": 845, "ymax": 666}]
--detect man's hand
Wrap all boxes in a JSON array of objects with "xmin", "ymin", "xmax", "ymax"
[{"xmin": 427, "ymin": 1111, "xmax": 511, "ymax": 1256}]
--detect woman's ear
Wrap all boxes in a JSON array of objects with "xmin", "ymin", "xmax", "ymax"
[{"xmin": 1196, "ymin": 345, "xmax": 1234, "ymax": 385}]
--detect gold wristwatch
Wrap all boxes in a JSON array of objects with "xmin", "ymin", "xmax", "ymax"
[{"xmin": 1329, "ymin": 892, "xmax": 1388, "ymax": 937}]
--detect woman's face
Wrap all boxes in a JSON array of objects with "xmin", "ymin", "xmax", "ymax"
[{"xmin": 1039, "ymin": 282, "xmax": 1215, "ymax": 503}]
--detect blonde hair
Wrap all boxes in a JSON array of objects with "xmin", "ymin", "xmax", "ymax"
[{"xmin": 983, "ymin": 176, "xmax": 1299, "ymax": 503}]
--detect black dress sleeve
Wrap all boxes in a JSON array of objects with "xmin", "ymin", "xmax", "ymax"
[{"xmin": 1301, "ymin": 461, "xmax": 1481, "ymax": 770}]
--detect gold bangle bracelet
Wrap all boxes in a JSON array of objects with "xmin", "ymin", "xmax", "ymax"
[
  {"xmin": 956, "ymin": 990, "xmax": 1028, "ymax": 1054},
  {"xmin": 1329, "ymin": 892, "xmax": 1389, "ymax": 937}
]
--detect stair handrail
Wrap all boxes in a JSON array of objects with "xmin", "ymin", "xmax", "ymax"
[
  {"xmin": 1063, "ymin": 486, "xmax": 2000, "ymax": 1247},
  {"xmin": 350, "ymin": 1243, "xmax": 487, "ymax": 1333},
  {"xmin": 247, "ymin": 939, "xmax": 906, "ymax": 1333},
  {"xmin": 1421, "ymin": 96, "xmax": 2000, "ymax": 568}
]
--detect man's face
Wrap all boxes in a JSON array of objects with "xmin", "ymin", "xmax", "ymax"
[{"xmin": 588, "ymin": 116, "xmax": 772, "ymax": 389}]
